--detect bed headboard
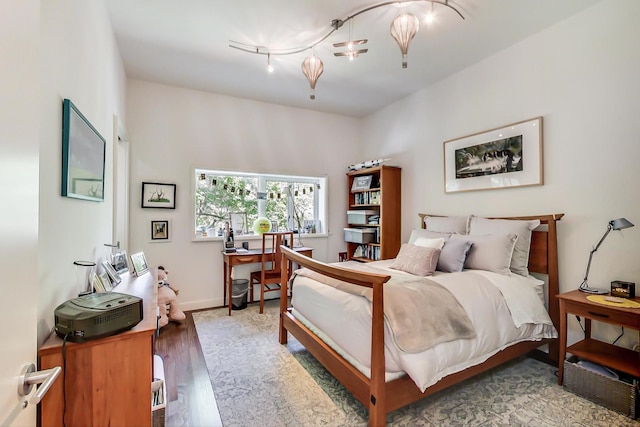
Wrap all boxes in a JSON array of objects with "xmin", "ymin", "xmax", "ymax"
[{"xmin": 418, "ymin": 213, "xmax": 564, "ymax": 361}]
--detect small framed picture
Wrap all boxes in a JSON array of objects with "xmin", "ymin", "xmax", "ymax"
[
  {"xmin": 99, "ymin": 271, "xmax": 113, "ymax": 292},
  {"xmin": 130, "ymin": 252, "xmax": 150, "ymax": 277},
  {"xmin": 101, "ymin": 260, "xmax": 122, "ymax": 285},
  {"xmin": 141, "ymin": 182, "xmax": 176, "ymax": 209},
  {"xmin": 270, "ymin": 221, "xmax": 278, "ymax": 232},
  {"xmin": 151, "ymin": 220, "xmax": 170, "ymax": 242},
  {"xmin": 111, "ymin": 250, "xmax": 129, "ymax": 274},
  {"xmin": 91, "ymin": 272, "xmax": 105, "ymax": 293},
  {"xmin": 351, "ymin": 175, "xmax": 373, "ymax": 192},
  {"xmin": 229, "ymin": 212, "xmax": 247, "ymax": 235}
]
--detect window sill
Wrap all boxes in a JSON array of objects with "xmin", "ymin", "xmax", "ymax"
[{"xmin": 192, "ymin": 232, "xmax": 330, "ymax": 243}]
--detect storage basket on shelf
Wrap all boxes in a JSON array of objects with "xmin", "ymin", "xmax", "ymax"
[{"xmin": 563, "ymin": 357, "xmax": 638, "ymax": 419}]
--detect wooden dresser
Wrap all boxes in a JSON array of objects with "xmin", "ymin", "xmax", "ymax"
[{"xmin": 38, "ymin": 270, "xmax": 158, "ymax": 427}]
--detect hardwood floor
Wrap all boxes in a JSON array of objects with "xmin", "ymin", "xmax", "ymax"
[{"xmin": 155, "ymin": 309, "xmax": 223, "ymax": 427}]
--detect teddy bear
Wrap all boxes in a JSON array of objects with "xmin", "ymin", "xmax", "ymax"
[{"xmin": 157, "ymin": 266, "xmax": 186, "ymax": 327}]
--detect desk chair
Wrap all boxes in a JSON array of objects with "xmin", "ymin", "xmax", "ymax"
[{"xmin": 250, "ymin": 231, "xmax": 294, "ymax": 314}]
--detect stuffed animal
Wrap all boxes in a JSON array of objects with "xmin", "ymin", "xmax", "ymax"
[{"xmin": 157, "ymin": 266, "xmax": 185, "ymax": 327}]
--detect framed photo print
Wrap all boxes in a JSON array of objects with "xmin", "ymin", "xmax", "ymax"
[
  {"xmin": 141, "ymin": 182, "xmax": 176, "ymax": 209},
  {"xmin": 229, "ymin": 212, "xmax": 247, "ymax": 235},
  {"xmin": 101, "ymin": 260, "xmax": 122, "ymax": 285},
  {"xmin": 61, "ymin": 99, "xmax": 106, "ymax": 202},
  {"xmin": 351, "ymin": 175, "xmax": 373, "ymax": 192},
  {"xmin": 98, "ymin": 271, "xmax": 113, "ymax": 292},
  {"xmin": 151, "ymin": 220, "xmax": 170, "ymax": 242},
  {"xmin": 111, "ymin": 250, "xmax": 129, "ymax": 274},
  {"xmin": 443, "ymin": 116, "xmax": 543, "ymax": 193},
  {"xmin": 130, "ymin": 252, "xmax": 150, "ymax": 277},
  {"xmin": 91, "ymin": 272, "xmax": 105, "ymax": 293}
]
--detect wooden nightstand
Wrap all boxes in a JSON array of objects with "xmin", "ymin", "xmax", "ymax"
[{"xmin": 557, "ymin": 290, "xmax": 640, "ymax": 385}]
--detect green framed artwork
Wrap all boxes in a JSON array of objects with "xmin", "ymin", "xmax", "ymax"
[{"xmin": 61, "ymin": 99, "xmax": 106, "ymax": 201}]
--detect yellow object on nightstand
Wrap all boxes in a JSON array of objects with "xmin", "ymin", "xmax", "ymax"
[{"xmin": 586, "ymin": 295, "xmax": 640, "ymax": 308}]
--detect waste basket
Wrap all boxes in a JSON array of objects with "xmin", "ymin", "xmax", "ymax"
[{"xmin": 231, "ymin": 279, "xmax": 249, "ymax": 310}]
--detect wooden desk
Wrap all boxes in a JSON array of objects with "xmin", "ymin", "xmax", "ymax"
[
  {"xmin": 222, "ymin": 246, "xmax": 313, "ymax": 315},
  {"xmin": 557, "ymin": 290, "xmax": 640, "ymax": 385},
  {"xmin": 39, "ymin": 271, "xmax": 158, "ymax": 427}
]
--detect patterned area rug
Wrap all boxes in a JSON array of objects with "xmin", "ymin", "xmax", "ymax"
[{"xmin": 193, "ymin": 301, "xmax": 636, "ymax": 426}]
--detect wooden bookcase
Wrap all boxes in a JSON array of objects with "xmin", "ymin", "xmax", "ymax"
[
  {"xmin": 346, "ymin": 165, "xmax": 401, "ymax": 262},
  {"xmin": 38, "ymin": 271, "xmax": 158, "ymax": 427}
]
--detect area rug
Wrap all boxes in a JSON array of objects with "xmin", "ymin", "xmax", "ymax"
[{"xmin": 193, "ymin": 301, "xmax": 636, "ymax": 427}]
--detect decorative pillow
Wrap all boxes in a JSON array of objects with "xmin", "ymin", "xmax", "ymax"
[
  {"xmin": 469, "ymin": 217, "xmax": 540, "ymax": 276},
  {"xmin": 437, "ymin": 238, "xmax": 473, "ymax": 273},
  {"xmin": 390, "ymin": 244, "xmax": 440, "ymax": 276},
  {"xmin": 458, "ymin": 233, "xmax": 518, "ymax": 275},
  {"xmin": 411, "ymin": 237, "xmax": 446, "ymax": 250},
  {"xmin": 423, "ymin": 215, "xmax": 469, "ymax": 234},
  {"xmin": 408, "ymin": 229, "xmax": 451, "ymax": 245}
]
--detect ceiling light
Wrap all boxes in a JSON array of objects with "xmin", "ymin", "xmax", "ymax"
[
  {"xmin": 229, "ymin": 1, "xmax": 465, "ymax": 98},
  {"xmin": 301, "ymin": 55, "xmax": 324, "ymax": 100},
  {"xmin": 390, "ymin": 13, "xmax": 420, "ymax": 69}
]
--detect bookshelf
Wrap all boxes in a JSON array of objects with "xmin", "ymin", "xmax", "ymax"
[{"xmin": 346, "ymin": 165, "xmax": 401, "ymax": 262}]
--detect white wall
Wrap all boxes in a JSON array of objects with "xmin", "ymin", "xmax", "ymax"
[
  {"xmin": 362, "ymin": 0, "xmax": 640, "ymax": 348},
  {"xmin": 126, "ymin": 80, "xmax": 361, "ymax": 310},
  {"xmin": 0, "ymin": 1, "xmax": 40, "ymax": 423},
  {"xmin": 37, "ymin": 0, "xmax": 127, "ymax": 344}
]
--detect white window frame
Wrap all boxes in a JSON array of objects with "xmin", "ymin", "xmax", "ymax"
[{"xmin": 193, "ymin": 168, "xmax": 328, "ymax": 240}]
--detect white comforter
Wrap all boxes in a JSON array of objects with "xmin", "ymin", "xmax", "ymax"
[{"xmin": 290, "ymin": 260, "xmax": 557, "ymax": 392}]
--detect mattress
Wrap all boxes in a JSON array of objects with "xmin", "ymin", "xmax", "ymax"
[{"xmin": 290, "ymin": 260, "xmax": 557, "ymax": 392}]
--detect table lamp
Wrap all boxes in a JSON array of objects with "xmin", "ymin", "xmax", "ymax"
[{"xmin": 579, "ymin": 217, "xmax": 634, "ymax": 294}]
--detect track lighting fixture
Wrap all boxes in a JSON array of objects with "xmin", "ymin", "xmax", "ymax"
[{"xmin": 229, "ymin": 0, "xmax": 464, "ymax": 99}]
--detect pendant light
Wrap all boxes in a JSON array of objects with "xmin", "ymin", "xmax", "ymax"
[
  {"xmin": 301, "ymin": 55, "xmax": 324, "ymax": 100},
  {"xmin": 390, "ymin": 13, "xmax": 420, "ymax": 69}
]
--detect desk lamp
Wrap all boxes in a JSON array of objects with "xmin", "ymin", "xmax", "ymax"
[{"xmin": 579, "ymin": 217, "xmax": 634, "ymax": 294}]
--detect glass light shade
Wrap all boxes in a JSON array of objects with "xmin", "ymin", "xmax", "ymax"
[
  {"xmin": 301, "ymin": 55, "xmax": 324, "ymax": 100},
  {"xmin": 390, "ymin": 13, "xmax": 420, "ymax": 69}
]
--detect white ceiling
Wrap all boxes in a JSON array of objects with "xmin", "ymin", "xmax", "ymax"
[{"xmin": 106, "ymin": 0, "xmax": 601, "ymax": 117}]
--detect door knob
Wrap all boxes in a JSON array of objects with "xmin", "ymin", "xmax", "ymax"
[{"xmin": 18, "ymin": 364, "xmax": 62, "ymax": 404}]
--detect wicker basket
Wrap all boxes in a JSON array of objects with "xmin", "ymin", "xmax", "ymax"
[{"xmin": 564, "ymin": 358, "xmax": 638, "ymax": 419}]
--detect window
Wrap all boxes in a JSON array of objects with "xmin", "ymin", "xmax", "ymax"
[{"xmin": 194, "ymin": 169, "xmax": 327, "ymax": 238}]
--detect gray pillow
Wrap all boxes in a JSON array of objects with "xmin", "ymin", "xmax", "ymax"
[
  {"xmin": 437, "ymin": 237, "xmax": 473, "ymax": 273},
  {"xmin": 390, "ymin": 244, "xmax": 440, "ymax": 276},
  {"xmin": 469, "ymin": 217, "xmax": 540, "ymax": 276},
  {"xmin": 423, "ymin": 215, "xmax": 469, "ymax": 234},
  {"xmin": 459, "ymin": 233, "xmax": 518, "ymax": 275}
]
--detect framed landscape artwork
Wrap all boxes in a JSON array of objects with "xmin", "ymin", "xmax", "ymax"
[
  {"xmin": 443, "ymin": 117, "xmax": 543, "ymax": 193},
  {"xmin": 151, "ymin": 220, "xmax": 170, "ymax": 242},
  {"xmin": 141, "ymin": 182, "xmax": 176, "ymax": 209},
  {"xmin": 61, "ymin": 99, "xmax": 106, "ymax": 202}
]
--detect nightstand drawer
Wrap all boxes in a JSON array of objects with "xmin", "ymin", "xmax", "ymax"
[{"xmin": 566, "ymin": 301, "xmax": 640, "ymax": 329}]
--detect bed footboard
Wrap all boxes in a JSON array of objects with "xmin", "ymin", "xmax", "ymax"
[{"xmin": 279, "ymin": 246, "xmax": 391, "ymax": 425}]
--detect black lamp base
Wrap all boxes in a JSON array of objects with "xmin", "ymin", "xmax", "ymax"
[{"xmin": 578, "ymin": 286, "xmax": 608, "ymax": 295}]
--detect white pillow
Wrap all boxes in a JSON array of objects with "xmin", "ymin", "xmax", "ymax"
[
  {"xmin": 458, "ymin": 233, "xmax": 518, "ymax": 276},
  {"xmin": 469, "ymin": 217, "xmax": 540, "ymax": 276},
  {"xmin": 412, "ymin": 237, "xmax": 446, "ymax": 250},
  {"xmin": 408, "ymin": 229, "xmax": 451, "ymax": 245},
  {"xmin": 423, "ymin": 215, "xmax": 469, "ymax": 234}
]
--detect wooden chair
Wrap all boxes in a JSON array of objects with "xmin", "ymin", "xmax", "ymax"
[{"xmin": 250, "ymin": 231, "xmax": 294, "ymax": 314}]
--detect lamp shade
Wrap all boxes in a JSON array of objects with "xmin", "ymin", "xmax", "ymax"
[
  {"xmin": 301, "ymin": 55, "xmax": 324, "ymax": 100},
  {"xmin": 390, "ymin": 13, "xmax": 420, "ymax": 69},
  {"xmin": 610, "ymin": 217, "xmax": 634, "ymax": 230}
]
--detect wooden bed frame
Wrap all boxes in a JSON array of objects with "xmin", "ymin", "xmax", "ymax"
[{"xmin": 279, "ymin": 213, "xmax": 564, "ymax": 426}]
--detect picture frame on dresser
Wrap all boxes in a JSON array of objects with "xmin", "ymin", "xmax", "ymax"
[
  {"xmin": 102, "ymin": 260, "xmax": 122, "ymax": 285},
  {"xmin": 443, "ymin": 116, "xmax": 543, "ymax": 193},
  {"xmin": 130, "ymin": 251, "xmax": 150, "ymax": 276}
]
